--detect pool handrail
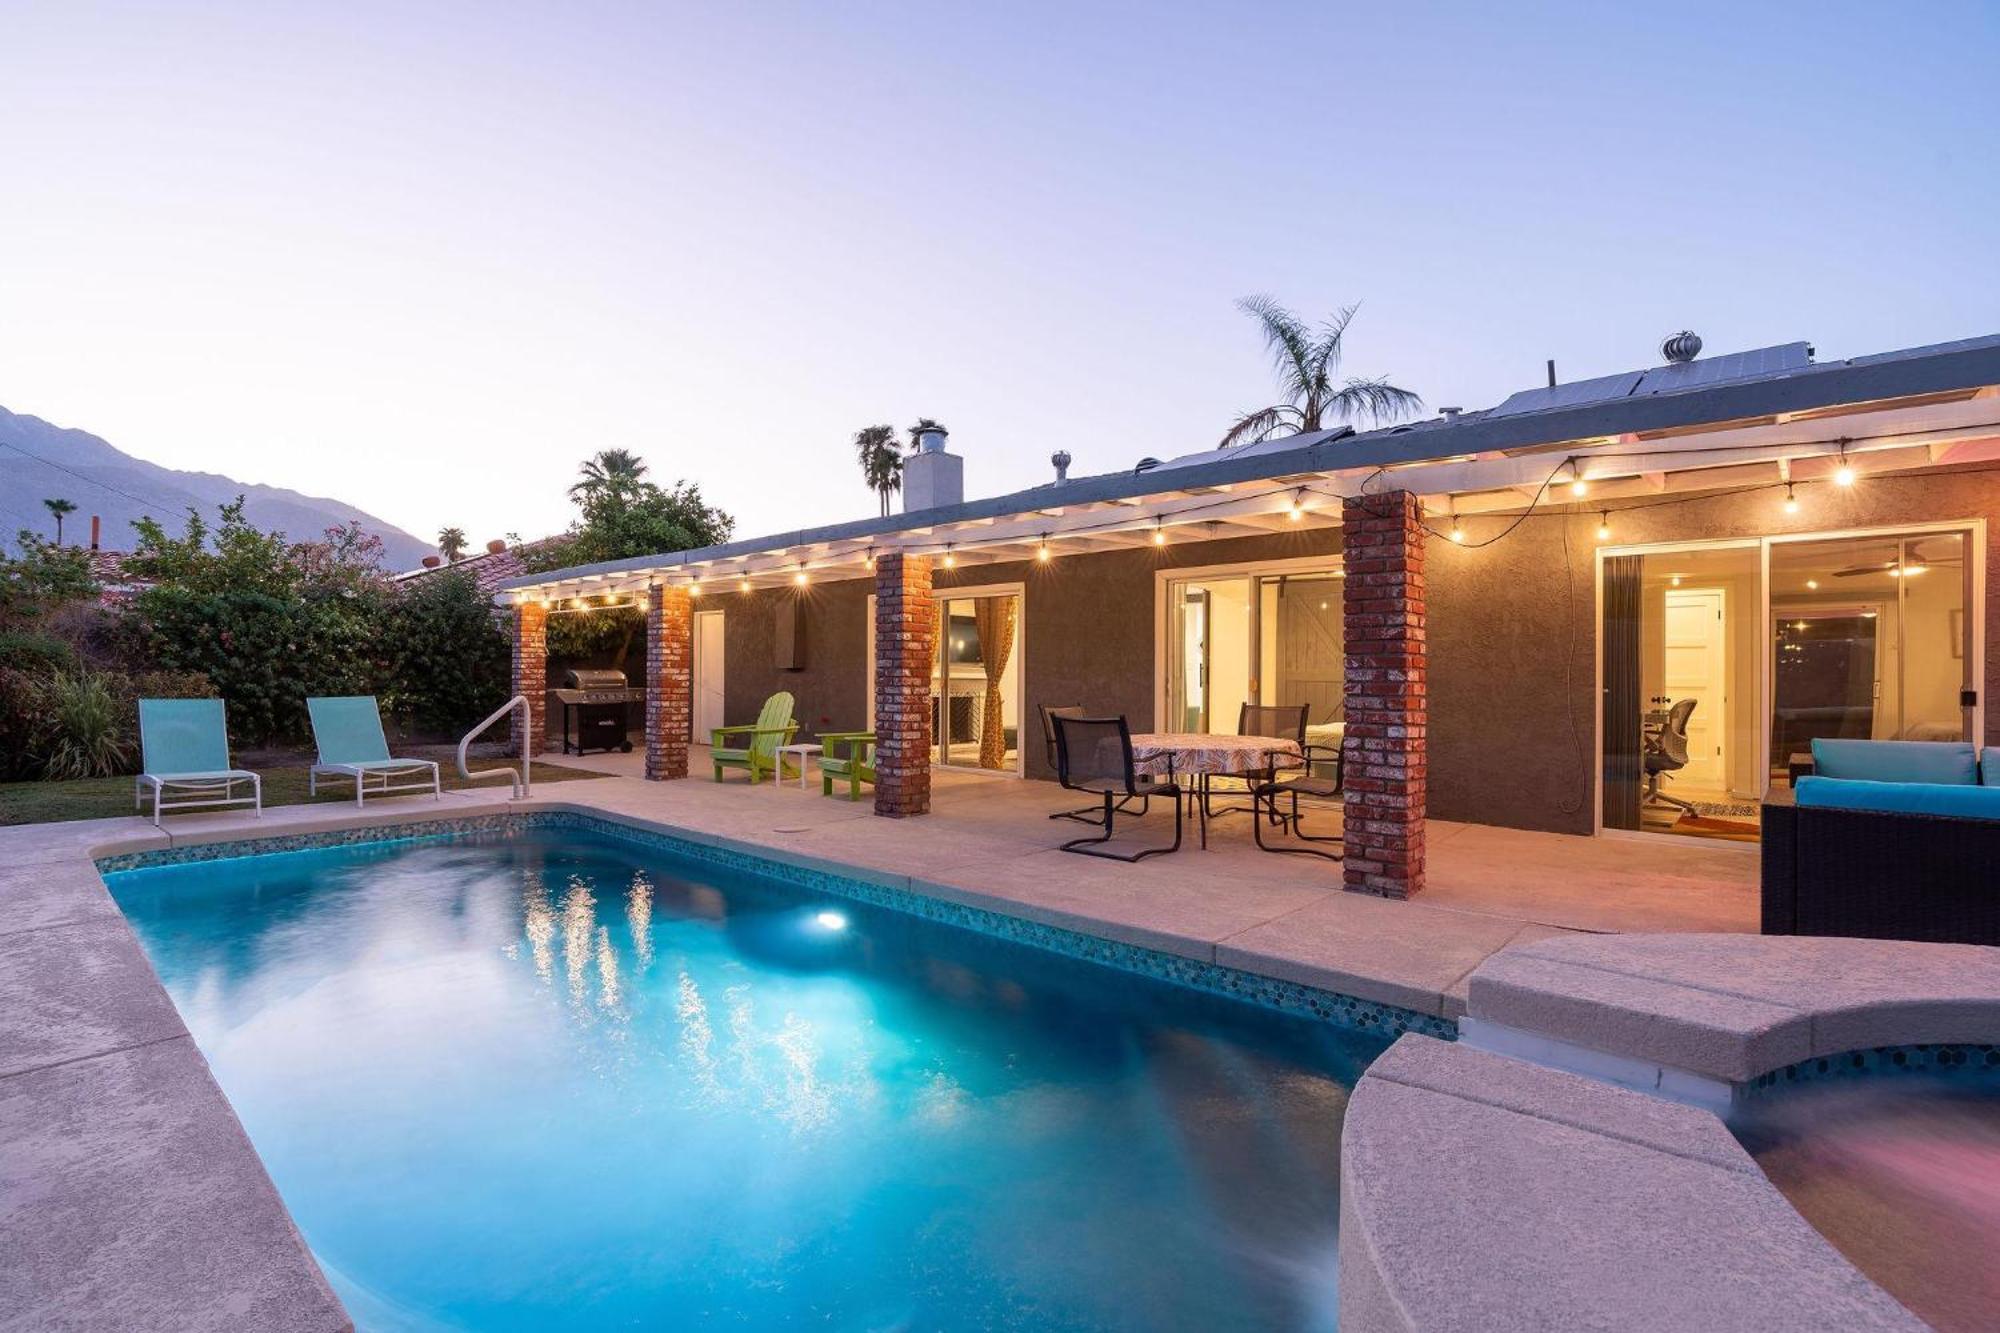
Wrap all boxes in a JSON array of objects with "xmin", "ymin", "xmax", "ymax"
[{"xmin": 457, "ymin": 694, "xmax": 532, "ymax": 799}]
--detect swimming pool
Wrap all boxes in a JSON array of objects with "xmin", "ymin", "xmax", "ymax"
[{"xmin": 106, "ymin": 821, "xmax": 1398, "ymax": 1331}]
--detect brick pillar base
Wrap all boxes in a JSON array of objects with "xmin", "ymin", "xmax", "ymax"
[
  {"xmin": 645, "ymin": 584, "xmax": 693, "ymax": 780},
  {"xmin": 873, "ymin": 553, "xmax": 935, "ymax": 817},
  {"xmin": 1342, "ymin": 491, "xmax": 1427, "ymax": 898},
  {"xmin": 510, "ymin": 600, "xmax": 549, "ymax": 757}
]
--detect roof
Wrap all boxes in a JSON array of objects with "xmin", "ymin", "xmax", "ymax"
[
  {"xmin": 499, "ymin": 330, "xmax": 2000, "ymax": 598},
  {"xmin": 395, "ymin": 539, "xmax": 561, "ymax": 600}
]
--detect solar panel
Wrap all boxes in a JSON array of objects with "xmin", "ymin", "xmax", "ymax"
[
  {"xmin": 1487, "ymin": 371, "xmax": 1646, "ymax": 419},
  {"xmin": 1634, "ymin": 342, "xmax": 1813, "ymax": 396}
]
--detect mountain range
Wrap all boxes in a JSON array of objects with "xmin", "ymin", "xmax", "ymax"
[{"xmin": 0, "ymin": 405, "xmax": 433, "ymax": 569}]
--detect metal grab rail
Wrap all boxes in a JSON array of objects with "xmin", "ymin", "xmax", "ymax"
[{"xmin": 458, "ymin": 695, "xmax": 533, "ymax": 799}]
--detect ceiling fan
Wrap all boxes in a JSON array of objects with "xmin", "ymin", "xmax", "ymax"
[{"xmin": 1827, "ymin": 539, "xmax": 1963, "ymax": 579}]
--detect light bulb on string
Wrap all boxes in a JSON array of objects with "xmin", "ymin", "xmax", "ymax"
[
  {"xmin": 1595, "ymin": 512, "xmax": 1612, "ymax": 542},
  {"xmin": 1568, "ymin": 461, "xmax": 1588, "ymax": 497},
  {"xmin": 1153, "ymin": 523, "xmax": 1166, "ymax": 546},
  {"xmin": 1289, "ymin": 490, "xmax": 1306, "ymax": 522},
  {"xmin": 1036, "ymin": 535, "xmax": 1051, "ymax": 563},
  {"xmin": 942, "ymin": 545, "xmax": 957, "ymax": 569},
  {"xmin": 1783, "ymin": 483, "xmax": 1799, "ymax": 515},
  {"xmin": 1833, "ymin": 444, "xmax": 1855, "ymax": 487}
]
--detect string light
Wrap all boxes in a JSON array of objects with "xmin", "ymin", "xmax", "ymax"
[
  {"xmin": 865, "ymin": 547, "xmax": 876, "ymax": 570},
  {"xmin": 1806, "ymin": 578, "xmax": 1819, "ymax": 590},
  {"xmin": 1833, "ymin": 444, "xmax": 1855, "ymax": 487},
  {"xmin": 1595, "ymin": 512, "xmax": 1612, "ymax": 542},
  {"xmin": 1568, "ymin": 460, "xmax": 1588, "ymax": 497},
  {"xmin": 1447, "ymin": 504, "xmax": 1464, "ymax": 543},
  {"xmin": 738, "ymin": 577, "xmax": 751, "ymax": 593},
  {"xmin": 689, "ymin": 581, "xmax": 702, "ymax": 597},
  {"xmin": 1036, "ymin": 535, "xmax": 1051, "ymax": 563},
  {"xmin": 942, "ymin": 545, "xmax": 957, "ymax": 569},
  {"xmin": 1152, "ymin": 523, "xmax": 1166, "ymax": 546},
  {"xmin": 1783, "ymin": 483, "xmax": 1799, "ymax": 514},
  {"xmin": 1289, "ymin": 489, "xmax": 1306, "ymax": 521},
  {"xmin": 793, "ymin": 565, "xmax": 809, "ymax": 587},
  {"xmin": 1670, "ymin": 575, "xmax": 1682, "ymax": 587}
]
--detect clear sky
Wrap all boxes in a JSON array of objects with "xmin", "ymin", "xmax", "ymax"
[{"xmin": 3, "ymin": 1, "xmax": 1996, "ymax": 553}]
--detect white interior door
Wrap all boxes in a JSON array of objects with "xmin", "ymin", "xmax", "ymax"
[
  {"xmin": 1663, "ymin": 589, "xmax": 1726, "ymax": 788},
  {"xmin": 693, "ymin": 610, "xmax": 725, "ymax": 742}
]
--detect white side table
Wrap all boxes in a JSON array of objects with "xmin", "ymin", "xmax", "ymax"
[{"xmin": 775, "ymin": 743, "xmax": 821, "ymax": 791}]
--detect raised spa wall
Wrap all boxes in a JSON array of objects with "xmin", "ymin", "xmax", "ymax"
[
  {"xmin": 705, "ymin": 461, "xmax": 2000, "ymax": 836},
  {"xmin": 1338, "ymin": 932, "xmax": 2000, "ymax": 1332}
]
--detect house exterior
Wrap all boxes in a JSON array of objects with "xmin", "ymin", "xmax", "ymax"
[{"xmin": 496, "ymin": 332, "xmax": 2000, "ymax": 898}]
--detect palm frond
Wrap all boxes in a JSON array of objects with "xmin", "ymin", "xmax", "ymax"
[
  {"xmin": 1218, "ymin": 404, "xmax": 1302, "ymax": 449},
  {"xmin": 1314, "ymin": 303, "xmax": 1359, "ymax": 381},
  {"xmin": 1236, "ymin": 295, "xmax": 1317, "ymax": 400},
  {"xmin": 1326, "ymin": 377, "xmax": 1425, "ymax": 426}
]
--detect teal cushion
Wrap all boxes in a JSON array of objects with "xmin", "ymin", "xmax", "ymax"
[
  {"xmin": 1796, "ymin": 775, "xmax": 2000, "ymax": 820},
  {"xmin": 1810, "ymin": 738, "xmax": 1978, "ymax": 785},
  {"xmin": 1985, "ymin": 748, "xmax": 2000, "ymax": 787}
]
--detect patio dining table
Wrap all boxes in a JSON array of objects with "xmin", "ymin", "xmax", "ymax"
[{"xmin": 1129, "ymin": 732, "xmax": 1302, "ymax": 850}]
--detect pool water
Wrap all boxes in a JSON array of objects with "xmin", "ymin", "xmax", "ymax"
[
  {"xmin": 107, "ymin": 829, "xmax": 1386, "ymax": 1331},
  {"xmin": 1732, "ymin": 1078, "xmax": 2000, "ymax": 1333}
]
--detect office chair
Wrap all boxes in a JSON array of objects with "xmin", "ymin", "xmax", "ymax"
[{"xmin": 1642, "ymin": 697, "xmax": 1699, "ymax": 814}]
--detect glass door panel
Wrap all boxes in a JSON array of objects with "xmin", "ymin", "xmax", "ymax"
[
  {"xmin": 1770, "ymin": 531, "xmax": 1972, "ymax": 756},
  {"xmin": 931, "ymin": 592, "xmax": 1021, "ymax": 771},
  {"xmin": 1166, "ymin": 578, "xmax": 1251, "ymax": 733}
]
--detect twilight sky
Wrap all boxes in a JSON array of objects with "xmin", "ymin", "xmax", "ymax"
[{"xmin": 3, "ymin": 2, "xmax": 1996, "ymax": 555}]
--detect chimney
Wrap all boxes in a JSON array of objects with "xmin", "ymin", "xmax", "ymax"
[
  {"xmin": 89, "ymin": 515, "xmax": 101, "ymax": 551},
  {"xmin": 902, "ymin": 425, "xmax": 963, "ymax": 512},
  {"xmin": 486, "ymin": 538, "xmax": 507, "ymax": 555},
  {"xmin": 1051, "ymin": 450, "xmax": 1072, "ymax": 484}
]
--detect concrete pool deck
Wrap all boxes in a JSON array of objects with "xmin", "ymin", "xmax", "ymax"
[{"xmin": 1, "ymin": 760, "xmax": 1763, "ymax": 1327}]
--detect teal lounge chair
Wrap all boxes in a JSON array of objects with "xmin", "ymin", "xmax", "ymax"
[
  {"xmin": 134, "ymin": 698, "xmax": 261, "ymax": 826},
  {"xmin": 711, "ymin": 691, "xmax": 799, "ymax": 784},
  {"xmin": 307, "ymin": 696, "xmax": 442, "ymax": 807},
  {"xmin": 819, "ymin": 731, "xmax": 875, "ymax": 800}
]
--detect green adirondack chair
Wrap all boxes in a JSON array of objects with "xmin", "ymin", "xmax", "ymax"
[
  {"xmin": 818, "ymin": 730, "xmax": 876, "ymax": 800},
  {"xmin": 711, "ymin": 691, "xmax": 799, "ymax": 783}
]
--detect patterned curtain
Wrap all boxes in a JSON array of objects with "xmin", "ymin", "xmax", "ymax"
[{"xmin": 972, "ymin": 596, "xmax": 1017, "ymax": 769}]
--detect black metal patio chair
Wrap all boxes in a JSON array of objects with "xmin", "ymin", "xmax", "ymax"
[
  {"xmin": 1243, "ymin": 704, "xmax": 1344, "ymax": 861},
  {"xmin": 1052, "ymin": 715, "xmax": 1183, "ymax": 861},
  {"xmin": 1040, "ymin": 703, "xmax": 1142, "ymax": 826}
]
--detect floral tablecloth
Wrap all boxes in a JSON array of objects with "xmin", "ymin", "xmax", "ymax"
[{"xmin": 1128, "ymin": 733, "xmax": 1303, "ymax": 779}]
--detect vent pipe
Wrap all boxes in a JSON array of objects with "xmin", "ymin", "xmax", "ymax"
[
  {"xmin": 89, "ymin": 515, "xmax": 101, "ymax": 550},
  {"xmin": 1051, "ymin": 450, "xmax": 1071, "ymax": 484}
]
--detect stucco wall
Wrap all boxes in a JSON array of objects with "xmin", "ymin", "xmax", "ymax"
[{"xmin": 717, "ymin": 580, "xmax": 872, "ymax": 744}]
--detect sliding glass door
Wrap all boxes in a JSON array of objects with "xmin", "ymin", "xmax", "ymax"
[
  {"xmin": 929, "ymin": 589, "xmax": 1022, "ymax": 773},
  {"xmin": 1163, "ymin": 565, "xmax": 1344, "ymax": 736},
  {"xmin": 1601, "ymin": 524, "xmax": 1979, "ymax": 842}
]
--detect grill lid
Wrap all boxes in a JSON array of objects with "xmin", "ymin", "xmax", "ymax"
[{"xmin": 565, "ymin": 667, "xmax": 629, "ymax": 690}]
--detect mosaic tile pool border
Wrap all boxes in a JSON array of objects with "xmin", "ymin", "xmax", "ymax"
[
  {"xmin": 96, "ymin": 810, "xmax": 1455, "ymax": 1043},
  {"xmin": 1746, "ymin": 1042, "xmax": 2000, "ymax": 1096}
]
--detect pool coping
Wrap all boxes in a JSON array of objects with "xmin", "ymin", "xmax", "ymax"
[
  {"xmin": 1338, "ymin": 934, "xmax": 2000, "ymax": 1331},
  {"xmin": 4, "ymin": 794, "xmax": 1450, "ymax": 1329}
]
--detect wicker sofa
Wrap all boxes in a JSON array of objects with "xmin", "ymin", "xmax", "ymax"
[{"xmin": 1762, "ymin": 739, "xmax": 2000, "ymax": 946}]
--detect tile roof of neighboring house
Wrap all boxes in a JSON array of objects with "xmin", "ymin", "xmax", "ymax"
[
  {"xmin": 82, "ymin": 548, "xmax": 152, "ymax": 599},
  {"xmin": 393, "ymin": 539, "xmax": 561, "ymax": 599}
]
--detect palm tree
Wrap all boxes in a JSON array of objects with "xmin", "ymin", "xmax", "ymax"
[
  {"xmin": 1219, "ymin": 296, "xmax": 1422, "ymax": 448},
  {"xmin": 437, "ymin": 526, "xmax": 468, "ymax": 563},
  {"xmin": 569, "ymin": 448, "xmax": 650, "ymax": 504},
  {"xmin": 853, "ymin": 425, "xmax": 902, "ymax": 517},
  {"xmin": 43, "ymin": 497, "xmax": 77, "ymax": 545}
]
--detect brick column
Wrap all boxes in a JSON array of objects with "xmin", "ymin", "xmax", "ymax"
[
  {"xmin": 873, "ymin": 553, "xmax": 935, "ymax": 817},
  {"xmin": 510, "ymin": 600, "xmax": 549, "ymax": 757},
  {"xmin": 644, "ymin": 583, "xmax": 693, "ymax": 781},
  {"xmin": 1342, "ymin": 491, "xmax": 1427, "ymax": 898}
]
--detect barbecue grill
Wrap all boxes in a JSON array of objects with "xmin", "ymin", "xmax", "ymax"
[{"xmin": 553, "ymin": 667, "xmax": 644, "ymax": 755}]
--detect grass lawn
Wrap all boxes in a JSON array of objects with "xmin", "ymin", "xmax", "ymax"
[{"xmin": 0, "ymin": 759, "xmax": 608, "ymax": 827}]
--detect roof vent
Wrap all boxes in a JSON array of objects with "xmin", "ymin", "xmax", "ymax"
[
  {"xmin": 1661, "ymin": 330, "xmax": 1703, "ymax": 364},
  {"xmin": 1051, "ymin": 450, "xmax": 1072, "ymax": 484},
  {"xmin": 1438, "ymin": 406, "xmax": 1462, "ymax": 419},
  {"xmin": 1134, "ymin": 457, "xmax": 1161, "ymax": 474}
]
